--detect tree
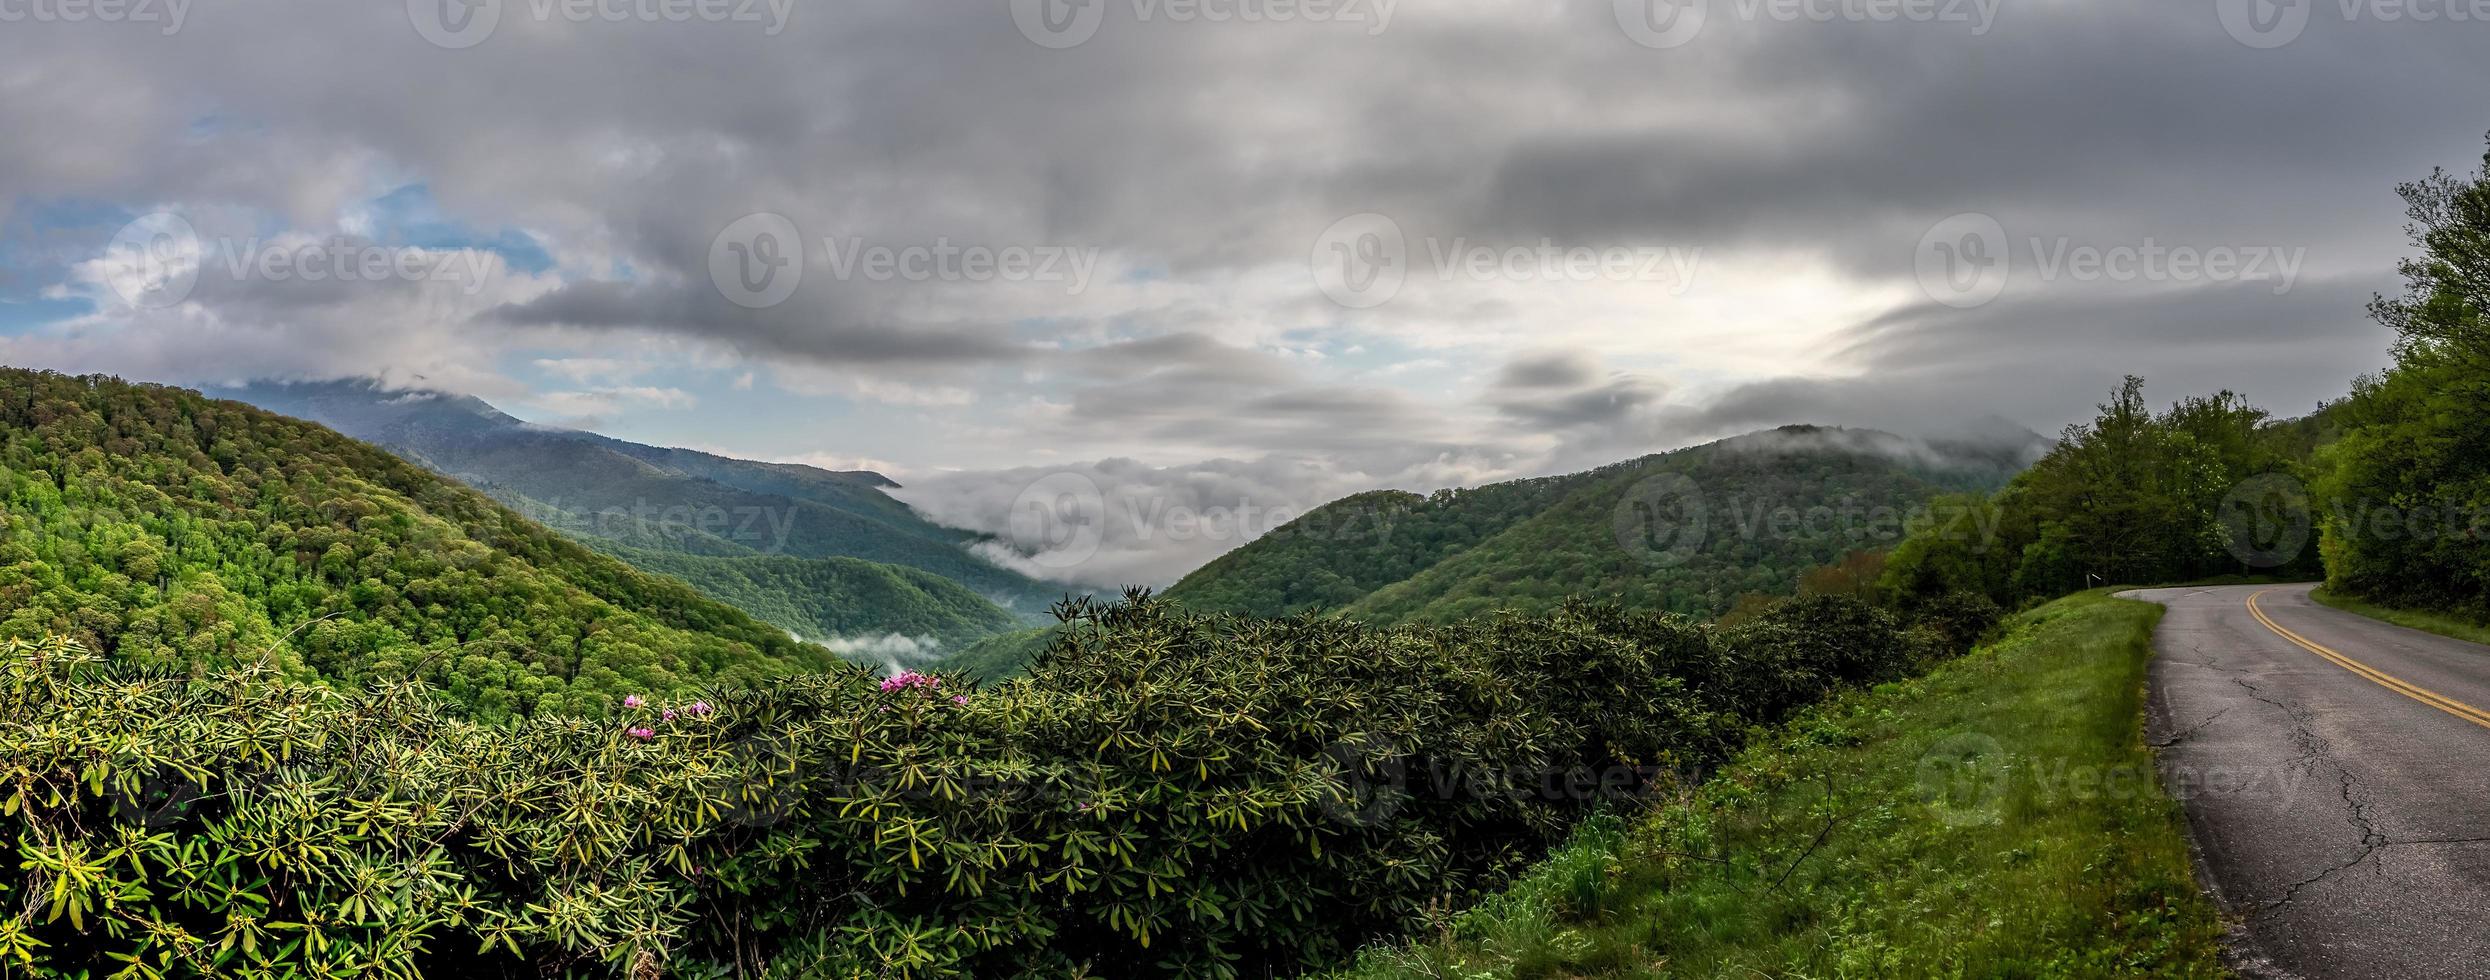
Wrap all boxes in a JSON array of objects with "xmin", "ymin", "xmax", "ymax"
[{"xmin": 2318, "ymin": 135, "xmax": 2490, "ymax": 612}]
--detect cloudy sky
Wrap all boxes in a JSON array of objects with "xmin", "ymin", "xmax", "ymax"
[{"xmin": 1, "ymin": 0, "xmax": 2480, "ymax": 583}]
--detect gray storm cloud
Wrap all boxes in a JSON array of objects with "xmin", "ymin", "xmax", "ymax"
[{"xmin": 0, "ymin": 0, "xmax": 2474, "ymax": 582}]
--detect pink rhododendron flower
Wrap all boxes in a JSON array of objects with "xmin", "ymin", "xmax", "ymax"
[
  {"xmin": 623, "ymin": 695, "xmax": 645, "ymax": 709},
  {"xmin": 662, "ymin": 709, "xmax": 678, "ymax": 721},
  {"xmin": 878, "ymin": 670, "xmax": 943, "ymax": 693},
  {"xmin": 688, "ymin": 701, "xmax": 713, "ymax": 716},
  {"xmin": 626, "ymin": 726, "xmax": 656, "ymax": 740}
]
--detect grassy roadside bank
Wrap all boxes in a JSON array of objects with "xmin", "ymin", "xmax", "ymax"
[
  {"xmin": 1324, "ymin": 592, "xmax": 2226, "ymax": 979},
  {"xmin": 2311, "ymin": 588, "xmax": 2490, "ymax": 647}
]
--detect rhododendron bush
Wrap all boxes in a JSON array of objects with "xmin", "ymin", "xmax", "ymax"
[{"xmin": 0, "ymin": 592, "xmax": 1918, "ymax": 978}]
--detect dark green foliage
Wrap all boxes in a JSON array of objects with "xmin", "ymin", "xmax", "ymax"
[
  {"xmin": 1881, "ymin": 379, "xmax": 2326, "ymax": 607},
  {"xmin": 1171, "ymin": 427, "xmax": 2035, "ymax": 627},
  {"xmin": 2316, "ymin": 137, "xmax": 2490, "ymax": 615},
  {"xmin": 0, "ymin": 587, "xmax": 1933, "ymax": 979},
  {"xmin": 0, "ymin": 369, "xmax": 835, "ymax": 719},
  {"xmin": 1710, "ymin": 594, "xmax": 1914, "ymax": 724},
  {"xmin": 1904, "ymin": 589, "xmax": 2006, "ymax": 654},
  {"xmin": 587, "ymin": 543, "xmax": 1019, "ymax": 648}
]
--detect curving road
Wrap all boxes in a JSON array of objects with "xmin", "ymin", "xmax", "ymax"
[{"xmin": 2125, "ymin": 583, "xmax": 2490, "ymax": 979}]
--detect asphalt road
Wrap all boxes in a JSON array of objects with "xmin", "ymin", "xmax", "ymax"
[{"xmin": 2124, "ymin": 583, "xmax": 2490, "ymax": 979}]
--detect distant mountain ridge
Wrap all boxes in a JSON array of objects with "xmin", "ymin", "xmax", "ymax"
[
  {"xmin": 216, "ymin": 379, "xmax": 1055, "ymax": 642},
  {"xmin": 1164, "ymin": 424, "xmax": 2044, "ymax": 625}
]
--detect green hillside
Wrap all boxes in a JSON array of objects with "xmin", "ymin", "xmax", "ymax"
[
  {"xmin": 0, "ymin": 368, "xmax": 840, "ymax": 718},
  {"xmin": 933, "ymin": 624, "xmax": 1065, "ymax": 683},
  {"xmin": 588, "ymin": 542, "xmax": 1020, "ymax": 647},
  {"xmin": 217, "ymin": 380, "xmax": 1052, "ymax": 614},
  {"xmin": 1162, "ymin": 477, "xmax": 1584, "ymax": 618},
  {"xmin": 1169, "ymin": 426, "xmax": 2038, "ymax": 627}
]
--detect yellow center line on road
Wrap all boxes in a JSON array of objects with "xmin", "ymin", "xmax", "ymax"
[{"xmin": 2247, "ymin": 589, "xmax": 2490, "ymax": 732}]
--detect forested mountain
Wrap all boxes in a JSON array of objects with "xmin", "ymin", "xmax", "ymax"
[
  {"xmin": 932, "ymin": 624, "xmax": 1065, "ymax": 683},
  {"xmin": 590, "ymin": 542, "xmax": 1019, "ymax": 648},
  {"xmin": 219, "ymin": 379, "xmax": 1052, "ymax": 624},
  {"xmin": 1162, "ymin": 479, "xmax": 1586, "ymax": 619},
  {"xmin": 0, "ymin": 368, "xmax": 843, "ymax": 718},
  {"xmin": 1167, "ymin": 425, "xmax": 2042, "ymax": 625}
]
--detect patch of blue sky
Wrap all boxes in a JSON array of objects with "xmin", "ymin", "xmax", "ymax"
[
  {"xmin": 355, "ymin": 184, "xmax": 556, "ymax": 274},
  {"xmin": 0, "ymin": 297, "xmax": 94, "ymax": 333}
]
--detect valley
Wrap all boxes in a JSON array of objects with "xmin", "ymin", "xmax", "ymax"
[{"xmin": 5, "ymin": 5, "xmax": 2486, "ymax": 975}]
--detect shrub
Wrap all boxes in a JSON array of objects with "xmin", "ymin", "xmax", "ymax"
[
  {"xmin": 1905, "ymin": 590, "xmax": 2006, "ymax": 655},
  {"xmin": 1713, "ymin": 594, "xmax": 1912, "ymax": 723},
  {"xmin": 0, "ymin": 592, "xmax": 1926, "ymax": 979}
]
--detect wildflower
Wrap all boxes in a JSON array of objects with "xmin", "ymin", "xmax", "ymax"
[
  {"xmin": 626, "ymin": 726, "xmax": 656, "ymax": 740},
  {"xmin": 688, "ymin": 701, "xmax": 713, "ymax": 716},
  {"xmin": 623, "ymin": 694, "xmax": 645, "ymax": 709},
  {"xmin": 951, "ymin": 694, "xmax": 969, "ymax": 705},
  {"xmin": 662, "ymin": 709, "xmax": 678, "ymax": 721},
  {"xmin": 878, "ymin": 670, "xmax": 943, "ymax": 693}
]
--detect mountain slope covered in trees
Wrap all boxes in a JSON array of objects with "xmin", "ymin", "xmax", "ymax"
[
  {"xmin": 1166, "ymin": 426, "xmax": 2041, "ymax": 625},
  {"xmin": 0, "ymin": 369, "xmax": 841, "ymax": 718},
  {"xmin": 218, "ymin": 380, "xmax": 1052, "ymax": 618},
  {"xmin": 590, "ymin": 542, "xmax": 1019, "ymax": 648}
]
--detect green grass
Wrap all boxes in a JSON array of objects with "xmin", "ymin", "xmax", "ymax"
[
  {"xmin": 2311, "ymin": 588, "xmax": 2490, "ymax": 647},
  {"xmin": 1325, "ymin": 592, "xmax": 2226, "ymax": 979}
]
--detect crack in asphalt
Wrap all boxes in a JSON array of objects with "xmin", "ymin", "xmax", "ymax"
[
  {"xmin": 2143, "ymin": 586, "xmax": 2490, "ymax": 978},
  {"xmin": 2171, "ymin": 643, "xmax": 2387, "ymax": 916},
  {"xmin": 2151, "ymin": 704, "xmax": 2233, "ymax": 747},
  {"xmin": 2259, "ymin": 763, "xmax": 2388, "ymax": 913}
]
